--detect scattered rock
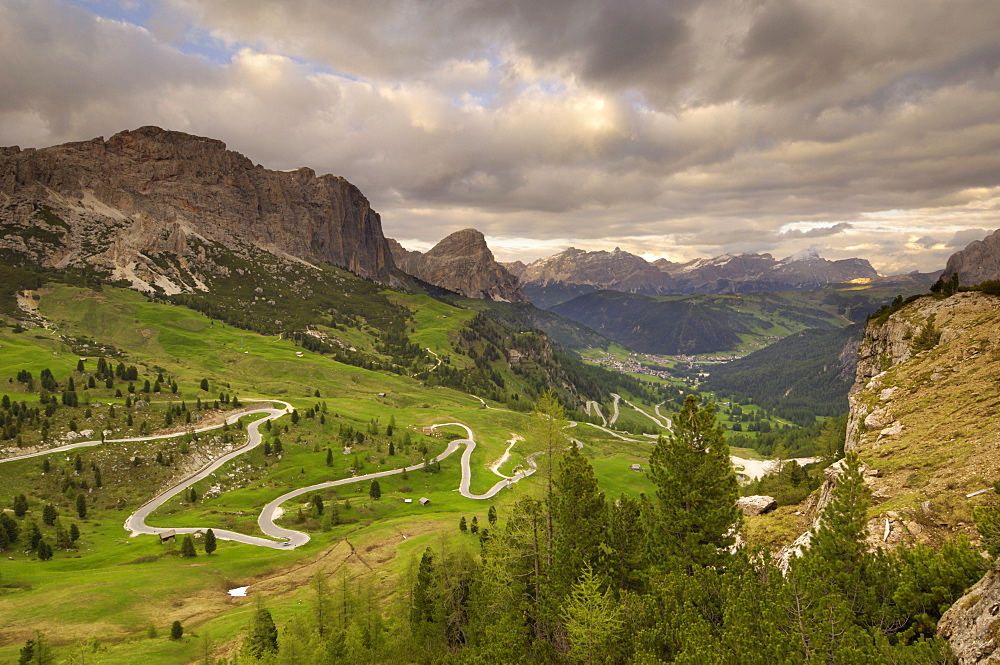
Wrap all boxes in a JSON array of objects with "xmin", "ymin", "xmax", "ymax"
[
  {"xmin": 879, "ymin": 387, "xmax": 897, "ymax": 401},
  {"xmin": 736, "ymin": 495, "xmax": 777, "ymax": 517},
  {"xmin": 878, "ymin": 422, "xmax": 904, "ymax": 440}
]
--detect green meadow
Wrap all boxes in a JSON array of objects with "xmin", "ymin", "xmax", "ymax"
[{"xmin": 0, "ymin": 283, "xmax": 671, "ymax": 663}]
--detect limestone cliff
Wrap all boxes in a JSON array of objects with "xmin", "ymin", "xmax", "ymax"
[
  {"xmin": 389, "ymin": 229, "xmax": 527, "ymax": 302},
  {"xmin": 0, "ymin": 127, "xmax": 396, "ymax": 292},
  {"xmin": 779, "ymin": 292, "xmax": 1000, "ymax": 568},
  {"xmin": 944, "ymin": 228, "xmax": 1000, "ymax": 287}
]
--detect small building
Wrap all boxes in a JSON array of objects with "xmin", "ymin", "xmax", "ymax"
[
  {"xmin": 377, "ymin": 392, "xmax": 386, "ymax": 397},
  {"xmin": 403, "ymin": 498, "xmax": 413, "ymax": 504},
  {"xmin": 630, "ymin": 464, "xmax": 643, "ymax": 472},
  {"xmin": 419, "ymin": 497, "xmax": 431, "ymax": 506},
  {"xmin": 159, "ymin": 529, "xmax": 176, "ymax": 543}
]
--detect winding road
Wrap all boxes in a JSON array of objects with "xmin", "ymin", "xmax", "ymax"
[{"xmin": 3, "ymin": 402, "xmax": 538, "ymax": 550}]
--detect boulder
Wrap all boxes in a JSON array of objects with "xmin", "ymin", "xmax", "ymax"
[{"xmin": 736, "ymin": 495, "xmax": 777, "ymax": 517}]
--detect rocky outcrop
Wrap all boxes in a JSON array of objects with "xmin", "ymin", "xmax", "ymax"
[
  {"xmin": 0, "ymin": 127, "xmax": 396, "ymax": 291},
  {"xmin": 737, "ymin": 495, "xmax": 777, "ymax": 517},
  {"xmin": 938, "ymin": 567, "xmax": 1000, "ymax": 664},
  {"xmin": 390, "ymin": 229, "xmax": 527, "ymax": 302},
  {"xmin": 943, "ymin": 228, "xmax": 1000, "ymax": 287}
]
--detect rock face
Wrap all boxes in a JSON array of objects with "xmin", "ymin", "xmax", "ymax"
[
  {"xmin": 511, "ymin": 247, "xmax": 879, "ymax": 306},
  {"xmin": 736, "ymin": 495, "xmax": 777, "ymax": 517},
  {"xmin": 938, "ymin": 568, "xmax": 1000, "ymax": 664},
  {"xmin": 389, "ymin": 229, "xmax": 527, "ymax": 302},
  {"xmin": 0, "ymin": 127, "xmax": 396, "ymax": 291},
  {"xmin": 943, "ymin": 228, "xmax": 1000, "ymax": 287}
]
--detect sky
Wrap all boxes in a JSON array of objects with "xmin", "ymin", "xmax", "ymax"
[{"xmin": 2, "ymin": 0, "xmax": 999, "ymax": 274}]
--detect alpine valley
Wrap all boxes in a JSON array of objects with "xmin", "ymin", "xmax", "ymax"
[{"xmin": 1, "ymin": 128, "xmax": 998, "ymax": 665}]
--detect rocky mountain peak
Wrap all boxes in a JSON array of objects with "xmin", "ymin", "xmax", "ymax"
[
  {"xmin": 943, "ymin": 228, "xmax": 1000, "ymax": 286},
  {"xmin": 0, "ymin": 126, "xmax": 397, "ymax": 291},
  {"xmin": 388, "ymin": 230, "xmax": 527, "ymax": 302}
]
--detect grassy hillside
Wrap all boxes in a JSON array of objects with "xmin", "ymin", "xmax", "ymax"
[{"xmin": 0, "ymin": 279, "xmax": 676, "ymax": 664}]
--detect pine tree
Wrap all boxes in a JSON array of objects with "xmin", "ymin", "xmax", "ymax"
[
  {"xmin": 13, "ymin": 493, "xmax": 28, "ymax": 517},
  {"xmin": 170, "ymin": 620, "xmax": 184, "ymax": 640},
  {"xmin": 551, "ymin": 444, "xmax": 607, "ymax": 599},
  {"xmin": 459, "ymin": 516, "xmax": 468, "ymax": 533},
  {"xmin": 76, "ymin": 494, "xmax": 87, "ymax": 519},
  {"xmin": 37, "ymin": 539, "xmax": 53, "ymax": 561},
  {"xmin": 241, "ymin": 604, "xmax": 278, "ymax": 659},
  {"xmin": 204, "ymin": 528, "xmax": 217, "ymax": 555},
  {"xmin": 42, "ymin": 504, "xmax": 56, "ymax": 526},
  {"xmin": 369, "ymin": 479, "xmax": 382, "ymax": 500},
  {"xmin": 311, "ymin": 493, "xmax": 324, "ymax": 515},
  {"xmin": 180, "ymin": 534, "xmax": 197, "ymax": 558},
  {"xmin": 326, "ymin": 448, "xmax": 333, "ymax": 466},
  {"xmin": 648, "ymin": 394, "xmax": 741, "ymax": 572},
  {"xmin": 488, "ymin": 505, "xmax": 497, "ymax": 526},
  {"xmin": 69, "ymin": 522, "xmax": 80, "ymax": 543}
]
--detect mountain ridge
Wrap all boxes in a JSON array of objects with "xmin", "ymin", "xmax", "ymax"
[{"xmin": 1, "ymin": 126, "xmax": 398, "ymax": 292}]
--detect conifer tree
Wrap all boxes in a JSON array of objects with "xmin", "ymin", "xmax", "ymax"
[
  {"xmin": 170, "ymin": 620, "xmax": 184, "ymax": 640},
  {"xmin": 973, "ymin": 480, "xmax": 1000, "ymax": 557},
  {"xmin": 561, "ymin": 566, "xmax": 623, "ymax": 665},
  {"xmin": 369, "ymin": 480, "xmax": 381, "ymax": 501},
  {"xmin": 75, "ymin": 494, "xmax": 87, "ymax": 519},
  {"xmin": 180, "ymin": 534, "xmax": 196, "ymax": 558},
  {"xmin": 459, "ymin": 516, "xmax": 467, "ymax": 533},
  {"xmin": 551, "ymin": 445, "xmax": 607, "ymax": 599},
  {"xmin": 13, "ymin": 493, "xmax": 28, "ymax": 517},
  {"xmin": 69, "ymin": 522, "xmax": 80, "ymax": 543},
  {"xmin": 37, "ymin": 539, "xmax": 53, "ymax": 561},
  {"xmin": 42, "ymin": 504, "xmax": 56, "ymax": 526},
  {"xmin": 204, "ymin": 528, "xmax": 217, "ymax": 555},
  {"xmin": 241, "ymin": 603, "xmax": 278, "ymax": 659},
  {"xmin": 648, "ymin": 395, "xmax": 741, "ymax": 572}
]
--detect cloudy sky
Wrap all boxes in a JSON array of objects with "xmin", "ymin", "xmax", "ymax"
[{"xmin": 2, "ymin": 0, "xmax": 999, "ymax": 273}]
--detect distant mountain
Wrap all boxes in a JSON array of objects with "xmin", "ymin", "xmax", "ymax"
[
  {"xmin": 942, "ymin": 228, "xmax": 1000, "ymax": 286},
  {"xmin": 509, "ymin": 247, "xmax": 880, "ymax": 307},
  {"xmin": 389, "ymin": 229, "xmax": 527, "ymax": 302},
  {"xmin": 0, "ymin": 127, "xmax": 397, "ymax": 291}
]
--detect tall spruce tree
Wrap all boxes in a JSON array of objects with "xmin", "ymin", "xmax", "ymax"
[
  {"xmin": 551, "ymin": 445, "xmax": 607, "ymax": 601},
  {"xmin": 648, "ymin": 395, "xmax": 741, "ymax": 572},
  {"xmin": 241, "ymin": 602, "xmax": 279, "ymax": 659},
  {"xmin": 204, "ymin": 528, "xmax": 217, "ymax": 555}
]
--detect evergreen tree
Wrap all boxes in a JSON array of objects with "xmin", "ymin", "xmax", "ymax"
[
  {"xmin": 411, "ymin": 548, "xmax": 439, "ymax": 635},
  {"xmin": 311, "ymin": 493, "xmax": 324, "ymax": 515},
  {"xmin": 69, "ymin": 522, "xmax": 80, "ymax": 542},
  {"xmin": 470, "ymin": 516, "xmax": 479, "ymax": 534},
  {"xmin": 326, "ymin": 448, "xmax": 333, "ymax": 466},
  {"xmin": 648, "ymin": 394, "xmax": 741, "ymax": 572},
  {"xmin": 42, "ymin": 504, "xmax": 57, "ymax": 526},
  {"xmin": 369, "ymin": 479, "xmax": 382, "ymax": 501},
  {"xmin": 204, "ymin": 528, "xmax": 217, "ymax": 555},
  {"xmin": 13, "ymin": 493, "xmax": 28, "ymax": 517},
  {"xmin": 180, "ymin": 534, "xmax": 197, "ymax": 558},
  {"xmin": 459, "ymin": 516, "xmax": 468, "ymax": 533},
  {"xmin": 551, "ymin": 444, "xmax": 607, "ymax": 600},
  {"xmin": 37, "ymin": 539, "xmax": 53, "ymax": 561},
  {"xmin": 241, "ymin": 603, "xmax": 279, "ymax": 659},
  {"xmin": 170, "ymin": 620, "xmax": 184, "ymax": 640},
  {"xmin": 200, "ymin": 378, "xmax": 209, "ymax": 391},
  {"xmin": 488, "ymin": 505, "xmax": 497, "ymax": 526},
  {"xmin": 76, "ymin": 494, "xmax": 87, "ymax": 519}
]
